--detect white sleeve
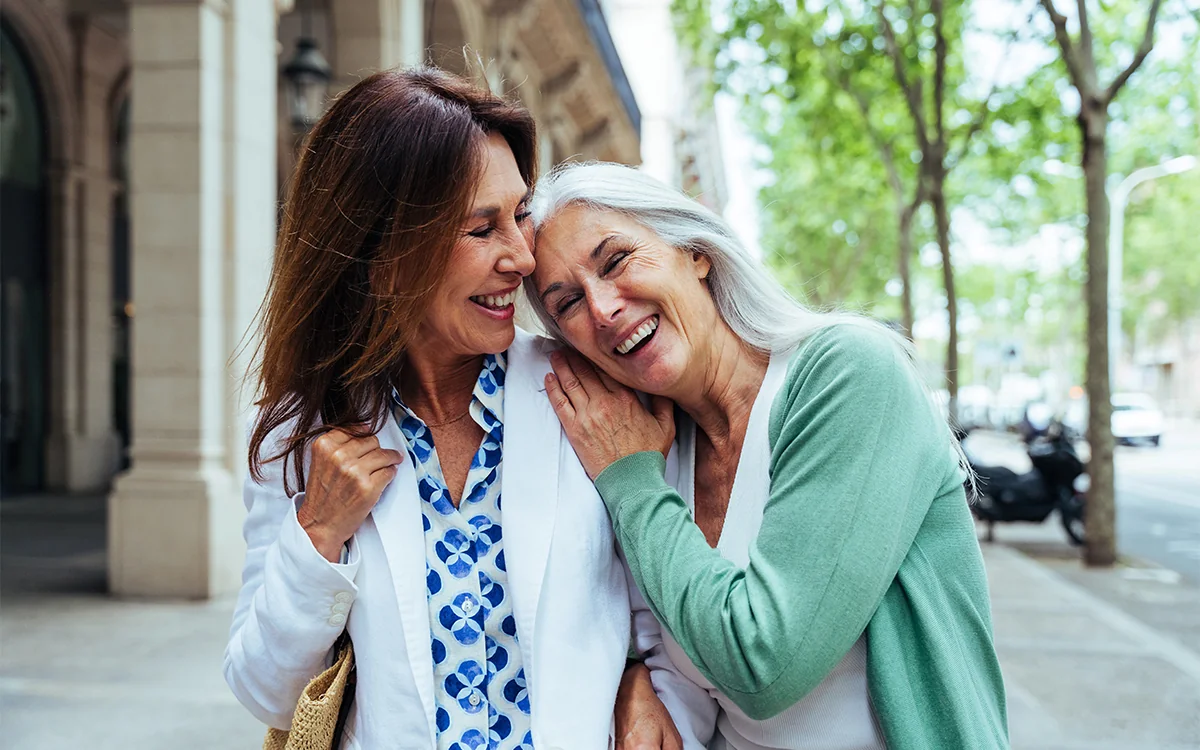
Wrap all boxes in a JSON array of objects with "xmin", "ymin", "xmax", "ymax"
[
  {"xmin": 223, "ymin": 420, "xmax": 363, "ymax": 730},
  {"xmin": 627, "ymin": 556, "xmax": 719, "ymax": 749}
]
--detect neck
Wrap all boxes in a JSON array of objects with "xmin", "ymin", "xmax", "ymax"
[
  {"xmin": 399, "ymin": 348, "xmax": 482, "ymax": 424},
  {"xmin": 671, "ymin": 323, "xmax": 769, "ymax": 449}
]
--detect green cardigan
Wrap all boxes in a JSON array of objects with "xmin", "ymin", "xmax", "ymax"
[{"xmin": 595, "ymin": 324, "xmax": 1009, "ymax": 749}]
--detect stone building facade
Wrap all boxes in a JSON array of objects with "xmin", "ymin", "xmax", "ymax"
[{"xmin": 0, "ymin": 0, "xmax": 640, "ymax": 596}]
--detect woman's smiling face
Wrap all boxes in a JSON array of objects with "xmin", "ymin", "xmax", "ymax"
[
  {"xmin": 533, "ymin": 205, "xmax": 719, "ymax": 395},
  {"xmin": 411, "ymin": 133, "xmax": 534, "ymax": 360}
]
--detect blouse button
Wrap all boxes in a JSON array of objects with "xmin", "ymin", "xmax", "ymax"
[
  {"xmin": 462, "ymin": 599, "xmax": 474, "ymax": 613},
  {"xmin": 468, "ymin": 693, "xmax": 481, "ymax": 707}
]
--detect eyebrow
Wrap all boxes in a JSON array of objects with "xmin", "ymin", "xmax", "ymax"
[
  {"xmin": 590, "ymin": 234, "xmax": 618, "ymax": 261},
  {"xmin": 469, "ymin": 188, "xmax": 533, "ymax": 221},
  {"xmin": 538, "ymin": 233, "xmax": 622, "ymax": 304},
  {"xmin": 538, "ymin": 281, "xmax": 563, "ymax": 305}
]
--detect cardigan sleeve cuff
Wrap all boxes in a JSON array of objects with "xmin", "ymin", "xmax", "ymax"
[{"xmin": 594, "ymin": 451, "xmax": 670, "ymax": 521}]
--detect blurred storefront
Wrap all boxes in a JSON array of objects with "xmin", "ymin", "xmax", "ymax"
[
  {"xmin": 1130, "ymin": 319, "xmax": 1200, "ymax": 419},
  {"xmin": 0, "ymin": 0, "xmax": 640, "ymax": 596}
]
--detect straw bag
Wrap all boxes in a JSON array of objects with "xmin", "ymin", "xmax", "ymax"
[{"xmin": 263, "ymin": 635, "xmax": 356, "ymax": 750}]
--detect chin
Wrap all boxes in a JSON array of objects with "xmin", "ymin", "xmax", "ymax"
[
  {"xmin": 611, "ymin": 357, "xmax": 679, "ymax": 397},
  {"xmin": 478, "ymin": 326, "xmax": 516, "ymax": 355}
]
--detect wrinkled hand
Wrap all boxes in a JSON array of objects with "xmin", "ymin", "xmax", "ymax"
[
  {"xmin": 545, "ymin": 351, "xmax": 675, "ymax": 481},
  {"xmin": 614, "ymin": 662, "xmax": 684, "ymax": 750},
  {"xmin": 297, "ymin": 428, "xmax": 404, "ymax": 562}
]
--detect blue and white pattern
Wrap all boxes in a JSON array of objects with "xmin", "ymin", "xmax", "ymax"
[{"xmin": 392, "ymin": 353, "xmax": 533, "ymax": 750}]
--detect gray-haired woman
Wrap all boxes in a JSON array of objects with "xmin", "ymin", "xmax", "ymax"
[{"xmin": 524, "ymin": 162, "xmax": 1009, "ymax": 749}]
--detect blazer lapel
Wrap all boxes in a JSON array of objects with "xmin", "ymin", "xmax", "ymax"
[
  {"xmin": 500, "ymin": 331, "xmax": 561, "ymax": 679},
  {"xmin": 370, "ymin": 413, "xmax": 437, "ymax": 740}
]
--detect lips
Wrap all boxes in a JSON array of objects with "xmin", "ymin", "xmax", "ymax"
[{"xmin": 615, "ymin": 315, "xmax": 659, "ymax": 355}]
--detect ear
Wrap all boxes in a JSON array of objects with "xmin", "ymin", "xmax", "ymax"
[{"xmin": 690, "ymin": 251, "xmax": 711, "ymax": 280}]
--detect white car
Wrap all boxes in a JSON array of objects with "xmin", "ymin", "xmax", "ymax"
[{"xmin": 1111, "ymin": 392, "xmax": 1164, "ymax": 446}]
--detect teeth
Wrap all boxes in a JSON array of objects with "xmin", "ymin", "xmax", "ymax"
[
  {"xmin": 616, "ymin": 317, "xmax": 659, "ymax": 355},
  {"xmin": 472, "ymin": 290, "xmax": 518, "ymax": 309}
]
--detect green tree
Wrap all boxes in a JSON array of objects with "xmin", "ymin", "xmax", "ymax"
[
  {"xmin": 675, "ymin": 0, "xmax": 1019, "ymax": 418},
  {"xmin": 1036, "ymin": 0, "xmax": 1168, "ymax": 566},
  {"xmin": 1124, "ymin": 171, "xmax": 1200, "ymax": 339}
]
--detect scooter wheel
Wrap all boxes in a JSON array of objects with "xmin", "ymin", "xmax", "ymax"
[{"xmin": 1060, "ymin": 493, "xmax": 1086, "ymax": 547}]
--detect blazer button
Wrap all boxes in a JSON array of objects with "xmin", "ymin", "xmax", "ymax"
[
  {"xmin": 329, "ymin": 613, "xmax": 347, "ymax": 626},
  {"xmin": 334, "ymin": 592, "xmax": 353, "ymax": 604},
  {"xmin": 331, "ymin": 602, "xmax": 349, "ymax": 614}
]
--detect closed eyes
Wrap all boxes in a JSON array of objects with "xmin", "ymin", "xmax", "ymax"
[
  {"xmin": 550, "ymin": 247, "xmax": 634, "ymax": 318},
  {"xmin": 466, "ymin": 205, "xmax": 532, "ymax": 238}
]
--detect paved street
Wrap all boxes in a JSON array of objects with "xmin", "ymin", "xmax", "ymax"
[
  {"xmin": 1115, "ymin": 421, "xmax": 1200, "ymax": 583},
  {"xmin": 963, "ymin": 419, "xmax": 1200, "ymax": 583}
]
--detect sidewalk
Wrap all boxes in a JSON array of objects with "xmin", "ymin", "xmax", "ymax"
[
  {"xmin": 983, "ymin": 539, "xmax": 1200, "ymax": 749},
  {"xmin": 0, "ymin": 495, "xmax": 262, "ymax": 749},
  {"xmin": 2, "ymin": 496, "xmax": 1198, "ymax": 749}
]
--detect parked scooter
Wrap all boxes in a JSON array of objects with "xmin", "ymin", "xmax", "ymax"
[{"xmin": 959, "ymin": 422, "xmax": 1089, "ymax": 546}]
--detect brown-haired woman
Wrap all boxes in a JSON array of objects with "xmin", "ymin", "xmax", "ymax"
[{"xmin": 222, "ymin": 68, "xmax": 685, "ymax": 749}]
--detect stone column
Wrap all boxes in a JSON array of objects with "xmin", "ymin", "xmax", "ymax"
[
  {"xmin": 109, "ymin": 0, "xmax": 277, "ymax": 598},
  {"xmin": 45, "ymin": 20, "xmax": 124, "ymax": 492}
]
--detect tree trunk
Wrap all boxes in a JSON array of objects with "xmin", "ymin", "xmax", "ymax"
[
  {"xmin": 897, "ymin": 200, "xmax": 917, "ymax": 340},
  {"xmin": 1081, "ymin": 106, "xmax": 1117, "ymax": 567},
  {"xmin": 930, "ymin": 169, "xmax": 958, "ymax": 422}
]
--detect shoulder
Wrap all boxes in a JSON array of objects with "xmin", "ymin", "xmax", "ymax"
[
  {"xmin": 509, "ymin": 326, "xmax": 560, "ymax": 363},
  {"xmin": 505, "ymin": 327, "xmax": 564, "ymax": 388},
  {"xmin": 785, "ymin": 321, "xmax": 913, "ymax": 389},
  {"xmin": 769, "ymin": 322, "xmax": 932, "ymax": 430}
]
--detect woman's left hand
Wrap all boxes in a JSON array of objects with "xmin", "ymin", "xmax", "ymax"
[
  {"xmin": 614, "ymin": 662, "xmax": 684, "ymax": 750},
  {"xmin": 545, "ymin": 351, "xmax": 675, "ymax": 480}
]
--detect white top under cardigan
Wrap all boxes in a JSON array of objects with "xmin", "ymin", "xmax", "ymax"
[{"xmin": 656, "ymin": 348, "xmax": 887, "ymax": 750}]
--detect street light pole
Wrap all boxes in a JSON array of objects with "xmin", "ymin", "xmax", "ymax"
[{"xmin": 1106, "ymin": 154, "xmax": 1198, "ymax": 389}]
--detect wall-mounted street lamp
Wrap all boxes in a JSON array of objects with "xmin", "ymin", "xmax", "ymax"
[{"xmin": 282, "ymin": 35, "xmax": 332, "ymax": 131}]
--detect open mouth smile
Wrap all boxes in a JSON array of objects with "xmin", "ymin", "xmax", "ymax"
[
  {"xmin": 470, "ymin": 289, "xmax": 519, "ymax": 310},
  {"xmin": 615, "ymin": 315, "xmax": 659, "ymax": 356}
]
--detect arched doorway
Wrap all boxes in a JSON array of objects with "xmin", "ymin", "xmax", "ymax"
[{"xmin": 0, "ymin": 21, "xmax": 49, "ymax": 495}]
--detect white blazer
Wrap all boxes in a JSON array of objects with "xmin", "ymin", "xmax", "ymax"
[{"xmin": 225, "ymin": 330, "xmax": 636, "ymax": 749}]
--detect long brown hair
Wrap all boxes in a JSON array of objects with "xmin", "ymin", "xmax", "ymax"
[{"xmin": 249, "ymin": 67, "xmax": 536, "ymax": 492}]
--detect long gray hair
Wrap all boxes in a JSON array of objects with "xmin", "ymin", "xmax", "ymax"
[{"xmin": 524, "ymin": 161, "xmax": 974, "ymax": 486}]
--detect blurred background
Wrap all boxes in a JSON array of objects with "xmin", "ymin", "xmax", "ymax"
[{"xmin": 0, "ymin": 0, "xmax": 1197, "ymax": 747}]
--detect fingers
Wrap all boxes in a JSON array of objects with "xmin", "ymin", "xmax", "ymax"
[
  {"xmin": 544, "ymin": 372, "xmax": 576, "ymax": 421},
  {"xmin": 616, "ymin": 729, "xmax": 663, "ymax": 750},
  {"xmin": 316, "ymin": 428, "xmax": 379, "ymax": 460},
  {"xmin": 359, "ymin": 447, "xmax": 404, "ymax": 475},
  {"xmin": 650, "ymin": 395, "xmax": 676, "ymax": 432},
  {"xmin": 562, "ymin": 350, "xmax": 607, "ymax": 393},
  {"xmin": 549, "ymin": 352, "xmax": 589, "ymax": 407},
  {"xmin": 593, "ymin": 367, "xmax": 626, "ymax": 394},
  {"xmin": 552, "ymin": 348, "xmax": 631, "ymax": 398}
]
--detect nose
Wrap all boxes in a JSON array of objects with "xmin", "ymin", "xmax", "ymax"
[
  {"xmin": 496, "ymin": 223, "xmax": 535, "ymax": 277},
  {"xmin": 585, "ymin": 282, "xmax": 623, "ymax": 327}
]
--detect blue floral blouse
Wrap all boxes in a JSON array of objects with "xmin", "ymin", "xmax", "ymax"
[{"xmin": 392, "ymin": 353, "xmax": 534, "ymax": 750}]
